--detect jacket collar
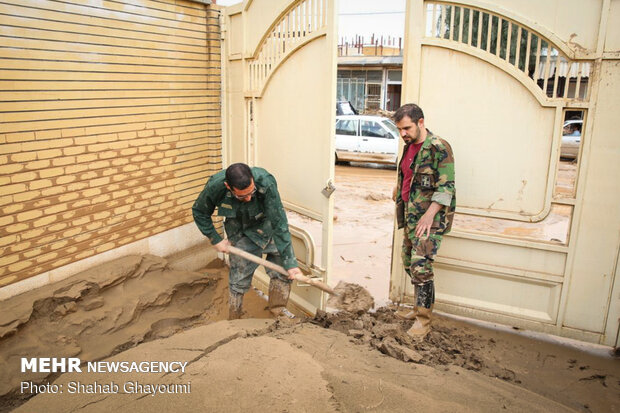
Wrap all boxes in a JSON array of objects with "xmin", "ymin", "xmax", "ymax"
[
  {"xmin": 411, "ymin": 129, "xmax": 434, "ymax": 174},
  {"xmin": 419, "ymin": 129, "xmax": 434, "ymax": 152}
]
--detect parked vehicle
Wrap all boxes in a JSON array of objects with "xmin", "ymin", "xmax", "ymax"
[
  {"xmin": 334, "ymin": 115, "xmax": 400, "ymax": 166},
  {"xmin": 561, "ymin": 119, "xmax": 582, "ymax": 160}
]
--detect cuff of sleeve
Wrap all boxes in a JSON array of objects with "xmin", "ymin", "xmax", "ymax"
[
  {"xmin": 431, "ymin": 192, "xmax": 452, "ymax": 206},
  {"xmin": 209, "ymin": 234, "xmax": 224, "ymax": 246},
  {"xmin": 282, "ymin": 256, "xmax": 299, "ymax": 270}
]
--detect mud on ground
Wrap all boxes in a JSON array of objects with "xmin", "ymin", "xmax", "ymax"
[
  {"xmin": 314, "ymin": 308, "xmax": 485, "ymax": 369},
  {"xmin": 2, "ymin": 252, "xmax": 619, "ymax": 412},
  {"xmin": 313, "ymin": 308, "xmax": 620, "ymax": 412},
  {"xmin": 13, "ymin": 312, "xmax": 620, "ymax": 413},
  {"xmin": 0, "ymin": 255, "xmax": 270, "ymax": 412}
]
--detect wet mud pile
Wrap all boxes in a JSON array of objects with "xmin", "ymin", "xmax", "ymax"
[
  {"xmin": 0, "ymin": 255, "xmax": 228, "ymax": 410},
  {"xmin": 315, "ymin": 308, "xmax": 493, "ymax": 374},
  {"xmin": 313, "ymin": 307, "xmax": 620, "ymax": 411},
  {"xmin": 326, "ymin": 281, "xmax": 374, "ymax": 314}
]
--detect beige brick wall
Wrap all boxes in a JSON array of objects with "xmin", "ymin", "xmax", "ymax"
[{"xmin": 0, "ymin": 1, "xmax": 223, "ymax": 287}]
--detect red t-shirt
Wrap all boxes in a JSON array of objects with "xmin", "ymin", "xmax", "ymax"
[{"xmin": 401, "ymin": 141, "xmax": 424, "ymax": 202}]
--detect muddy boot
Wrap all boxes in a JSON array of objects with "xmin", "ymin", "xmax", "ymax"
[
  {"xmin": 407, "ymin": 306, "xmax": 433, "ymax": 338},
  {"xmin": 228, "ymin": 290, "xmax": 244, "ymax": 320},
  {"xmin": 268, "ymin": 277, "xmax": 291, "ymax": 317},
  {"xmin": 406, "ymin": 281, "xmax": 435, "ymax": 339},
  {"xmin": 395, "ymin": 306, "xmax": 418, "ymax": 320}
]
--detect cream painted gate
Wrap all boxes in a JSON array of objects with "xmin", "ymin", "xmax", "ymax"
[
  {"xmin": 392, "ymin": 0, "xmax": 620, "ymax": 346},
  {"xmin": 222, "ymin": 0, "xmax": 337, "ymax": 314}
]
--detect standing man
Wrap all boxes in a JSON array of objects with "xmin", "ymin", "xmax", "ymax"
[
  {"xmin": 393, "ymin": 104, "xmax": 456, "ymax": 338},
  {"xmin": 192, "ymin": 163, "xmax": 303, "ymax": 320}
]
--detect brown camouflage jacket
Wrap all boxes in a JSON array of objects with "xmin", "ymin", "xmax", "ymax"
[{"xmin": 396, "ymin": 131, "xmax": 456, "ymax": 235}]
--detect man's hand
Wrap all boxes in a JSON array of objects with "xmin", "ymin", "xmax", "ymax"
[
  {"xmin": 415, "ymin": 212, "xmax": 434, "ymax": 239},
  {"xmin": 392, "ymin": 185, "xmax": 398, "ymax": 202},
  {"xmin": 213, "ymin": 239, "xmax": 231, "ymax": 253},
  {"xmin": 415, "ymin": 202, "xmax": 442, "ymax": 239},
  {"xmin": 287, "ymin": 267, "xmax": 302, "ymax": 280}
]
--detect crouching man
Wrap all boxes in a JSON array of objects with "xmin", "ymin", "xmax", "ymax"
[{"xmin": 192, "ymin": 163, "xmax": 303, "ymax": 319}]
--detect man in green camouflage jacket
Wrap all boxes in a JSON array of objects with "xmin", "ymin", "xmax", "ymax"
[
  {"xmin": 392, "ymin": 103, "xmax": 456, "ymax": 338},
  {"xmin": 192, "ymin": 163, "xmax": 302, "ymax": 319}
]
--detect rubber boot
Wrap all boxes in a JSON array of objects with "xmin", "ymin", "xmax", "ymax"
[
  {"xmin": 228, "ymin": 290, "xmax": 244, "ymax": 320},
  {"xmin": 406, "ymin": 281, "xmax": 434, "ymax": 339},
  {"xmin": 268, "ymin": 277, "xmax": 291, "ymax": 317},
  {"xmin": 395, "ymin": 306, "xmax": 418, "ymax": 320}
]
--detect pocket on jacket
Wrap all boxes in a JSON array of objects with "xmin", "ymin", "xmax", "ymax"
[
  {"xmin": 396, "ymin": 199, "xmax": 405, "ymax": 229},
  {"xmin": 217, "ymin": 205, "xmax": 236, "ymax": 218},
  {"xmin": 414, "ymin": 172, "xmax": 435, "ymax": 189}
]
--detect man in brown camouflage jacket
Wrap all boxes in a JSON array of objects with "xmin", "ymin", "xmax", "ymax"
[{"xmin": 392, "ymin": 103, "xmax": 456, "ymax": 338}]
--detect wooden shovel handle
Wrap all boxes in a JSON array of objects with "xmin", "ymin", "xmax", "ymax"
[{"xmin": 226, "ymin": 245, "xmax": 338, "ymax": 296}]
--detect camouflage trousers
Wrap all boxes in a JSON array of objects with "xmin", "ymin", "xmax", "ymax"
[
  {"xmin": 228, "ymin": 236, "xmax": 291, "ymax": 294},
  {"xmin": 401, "ymin": 228, "xmax": 443, "ymax": 285}
]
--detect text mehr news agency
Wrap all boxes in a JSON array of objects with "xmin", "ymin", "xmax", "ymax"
[
  {"xmin": 21, "ymin": 357, "xmax": 188, "ymax": 374},
  {"xmin": 19, "ymin": 358, "xmax": 192, "ymax": 396}
]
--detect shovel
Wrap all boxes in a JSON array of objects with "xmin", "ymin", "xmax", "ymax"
[{"xmin": 226, "ymin": 245, "xmax": 338, "ymax": 296}]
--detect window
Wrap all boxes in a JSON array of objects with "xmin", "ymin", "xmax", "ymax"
[
  {"xmin": 366, "ymin": 70, "xmax": 383, "ymax": 82},
  {"xmin": 365, "ymin": 83, "xmax": 382, "ymax": 110},
  {"xmin": 386, "ymin": 84, "xmax": 401, "ymax": 111},
  {"xmin": 387, "ymin": 70, "xmax": 402, "ymax": 82},
  {"xmin": 337, "ymin": 77, "xmax": 365, "ymax": 112},
  {"xmin": 386, "ymin": 70, "xmax": 402, "ymax": 111},
  {"xmin": 382, "ymin": 120, "xmax": 399, "ymax": 138},
  {"xmin": 559, "ymin": 111, "xmax": 583, "ymax": 162},
  {"xmin": 361, "ymin": 120, "xmax": 386, "ymax": 138},
  {"xmin": 555, "ymin": 110, "xmax": 584, "ymax": 201},
  {"xmin": 336, "ymin": 119, "xmax": 358, "ymax": 136}
]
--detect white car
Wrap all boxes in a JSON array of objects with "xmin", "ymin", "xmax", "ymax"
[
  {"xmin": 561, "ymin": 119, "xmax": 582, "ymax": 160},
  {"xmin": 334, "ymin": 115, "xmax": 400, "ymax": 166}
]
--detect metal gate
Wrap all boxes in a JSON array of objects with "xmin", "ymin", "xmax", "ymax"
[
  {"xmin": 222, "ymin": 0, "xmax": 337, "ymax": 314},
  {"xmin": 392, "ymin": 0, "xmax": 620, "ymax": 346}
]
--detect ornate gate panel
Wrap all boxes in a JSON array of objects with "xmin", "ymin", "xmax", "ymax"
[
  {"xmin": 392, "ymin": 0, "xmax": 619, "ymax": 345},
  {"xmin": 223, "ymin": 0, "xmax": 337, "ymax": 314}
]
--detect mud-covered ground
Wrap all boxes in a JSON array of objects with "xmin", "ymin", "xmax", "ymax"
[
  {"xmin": 4, "ymin": 161, "xmax": 617, "ymax": 412},
  {"xmin": 0, "ymin": 256, "xmax": 270, "ymax": 412},
  {"xmin": 2, "ymin": 254, "xmax": 619, "ymax": 412},
  {"xmin": 313, "ymin": 307, "xmax": 620, "ymax": 412}
]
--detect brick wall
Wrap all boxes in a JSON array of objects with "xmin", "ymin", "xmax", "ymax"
[{"xmin": 0, "ymin": 0, "xmax": 223, "ymax": 287}]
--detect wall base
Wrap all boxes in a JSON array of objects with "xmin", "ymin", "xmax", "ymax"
[{"xmin": 0, "ymin": 223, "xmax": 213, "ymax": 301}]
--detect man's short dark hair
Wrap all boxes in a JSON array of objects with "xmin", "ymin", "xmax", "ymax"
[
  {"xmin": 225, "ymin": 163, "xmax": 253, "ymax": 189},
  {"xmin": 394, "ymin": 103, "xmax": 425, "ymax": 123}
]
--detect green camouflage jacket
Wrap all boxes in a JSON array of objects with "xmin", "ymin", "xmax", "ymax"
[
  {"xmin": 192, "ymin": 167, "xmax": 298, "ymax": 269},
  {"xmin": 396, "ymin": 131, "xmax": 456, "ymax": 235}
]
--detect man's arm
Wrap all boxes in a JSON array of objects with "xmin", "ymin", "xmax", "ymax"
[
  {"xmin": 415, "ymin": 201, "xmax": 442, "ymax": 238},
  {"xmin": 262, "ymin": 180, "xmax": 299, "ymax": 272},
  {"xmin": 192, "ymin": 181, "xmax": 224, "ymax": 247},
  {"xmin": 431, "ymin": 139, "xmax": 455, "ymax": 207},
  {"xmin": 416, "ymin": 140, "xmax": 455, "ymax": 238}
]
